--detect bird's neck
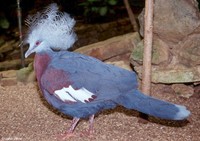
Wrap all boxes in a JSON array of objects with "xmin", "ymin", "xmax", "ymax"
[{"xmin": 34, "ymin": 53, "xmax": 51, "ymax": 81}]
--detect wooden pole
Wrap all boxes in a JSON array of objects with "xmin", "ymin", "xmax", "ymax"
[
  {"xmin": 17, "ymin": 0, "xmax": 25, "ymax": 68},
  {"xmin": 123, "ymin": 0, "xmax": 139, "ymax": 32},
  {"xmin": 141, "ymin": 0, "xmax": 154, "ymax": 95}
]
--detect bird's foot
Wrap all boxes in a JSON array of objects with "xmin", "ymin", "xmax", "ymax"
[
  {"xmin": 54, "ymin": 117, "xmax": 80, "ymax": 140},
  {"xmin": 55, "ymin": 131, "xmax": 76, "ymax": 140},
  {"xmin": 80, "ymin": 129, "xmax": 94, "ymax": 137},
  {"xmin": 79, "ymin": 114, "xmax": 95, "ymax": 137}
]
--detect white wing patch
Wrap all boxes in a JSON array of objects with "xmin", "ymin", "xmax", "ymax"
[
  {"xmin": 54, "ymin": 88, "xmax": 77, "ymax": 102},
  {"xmin": 54, "ymin": 85, "xmax": 96, "ymax": 103}
]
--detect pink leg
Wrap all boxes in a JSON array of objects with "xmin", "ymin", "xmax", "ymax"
[
  {"xmin": 88, "ymin": 114, "xmax": 95, "ymax": 134},
  {"xmin": 68, "ymin": 117, "xmax": 80, "ymax": 133},
  {"xmin": 57, "ymin": 117, "xmax": 80, "ymax": 139},
  {"xmin": 80, "ymin": 114, "xmax": 95, "ymax": 137}
]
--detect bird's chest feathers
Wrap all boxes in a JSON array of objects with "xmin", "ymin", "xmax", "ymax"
[{"xmin": 34, "ymin": 53, "xmax": 51, "ymax": 81}]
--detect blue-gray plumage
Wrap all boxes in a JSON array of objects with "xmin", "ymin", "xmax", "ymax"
[
  {"xmin": 24, "ymin": 3, "xmax": 190, "ymax": 136},
  {"xmin": 37, "ymin": 50, "xmax": 189, "ymax": 120}
]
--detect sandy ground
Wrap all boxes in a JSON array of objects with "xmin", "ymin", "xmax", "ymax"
[{"xmin": 0, "ymin": 82, "xmax": 200, "ymax": 141}]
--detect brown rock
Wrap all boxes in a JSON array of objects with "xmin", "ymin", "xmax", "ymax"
[
  {"xmin": 1, "ymin": 77, "xmax": 17, "ymax": 86},
  {"xmin": 134, "ymin": 65, "xmax": 200, "ymax": 84},
  {"xmin": 0, "ymin": 40, "xmax": 16, "ymax": 54},
  {"xmin": 134, "ymin": 0, "xmax": 200, "ymax": 84},
  {"xmin": 194, "ymin": 85, "xmax": 200, "ymax": 96},
  {"xmin": 176, "ymin": 34, "xmax": 200, "ymax": 67},
  {"xmin": 138, "ymin": 0, "xmax": 200, "ymax": 44},
  {"xmin": 73, "ymin": 18, "xmax": 132, "ymax": 49},
  {"xmin": 0, "ymin": 58, "xmax": 33, "ymax": 71},
  {"xmin": 0, "ymin": 70, "xmax": 16, "ymax": 78},
  {"xmin": 106, "ymin": 61, "xmax": 132, "ymax": 71},
  {"xmin": 16, "ymin": 63, "xmax": 35, "ymax": 82},
  {"xmin": 26, "ymin": 71, "xmax": 36, "ymax": 82},
  {"xmin": 130, "ymin": 38, "xmax": 171, "ymax": 65},
  {"xmin": 8, "ymin": 49, "xmax": 21, "ymax": 60},
  {"xmin": 0, "ymin": 38, "xmax": 5, "ymax": 46},
  {"xmin": 172, "ymin": 84, "xmax": 194, "ymax": 98},
  {"xmin": 0, "ymin": 70, "xmax": 18, "ymax": 86},
  {"xmin": 75, "ymin": 32, "xmax": 141, "ymax": 61}
]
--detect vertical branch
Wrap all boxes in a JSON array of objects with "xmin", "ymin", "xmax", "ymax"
[
  {"xmin": 123, "ymin": 0, "xmax": 139, "ymax": 32},
  {"xmin": 17, "ymin": 0, "xmax": 25, "ymax": 68},
  {"xmin": 141, "ymin": 0, "xmax": 154, "ymax": 95}
]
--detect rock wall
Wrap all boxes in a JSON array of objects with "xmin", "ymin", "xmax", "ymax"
[{"xmin": 131, "ymin": 0, "xmax": 200, "ymax": 83}]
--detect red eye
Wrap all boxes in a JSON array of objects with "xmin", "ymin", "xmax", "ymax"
[{"xmin": 35, "ymin": 41, "xmax": 41, "ymax": 46}]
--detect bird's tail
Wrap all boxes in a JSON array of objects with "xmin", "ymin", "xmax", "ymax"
[{"xmin": 115, "ymin": 89, "xmax": 190, "ymax": 120}]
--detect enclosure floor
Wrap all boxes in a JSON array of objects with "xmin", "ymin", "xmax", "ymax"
[{"xmin": 0, "ymin": 82, "xmax": 199, "ymax": 141}]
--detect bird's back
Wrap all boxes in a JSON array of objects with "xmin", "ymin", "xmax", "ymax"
[{"xmin": 50, "ymin": 51, "xmax": 138, "ymax": 96}]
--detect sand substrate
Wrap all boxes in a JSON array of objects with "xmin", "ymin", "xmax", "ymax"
[{"xmin": 0, "ymin": 82, "xmax": 200, "ymax": 141}]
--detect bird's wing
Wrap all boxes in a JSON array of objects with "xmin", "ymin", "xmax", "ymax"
[
  {"xmin": 40, "ymin": 66, "xmax": 97, "ymax": 104},
  {"xmin": 41, "ymin": 51, "xmax": 138, "ymax": 104}
]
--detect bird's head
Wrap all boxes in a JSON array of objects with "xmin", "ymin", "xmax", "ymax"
[
  {"xmin": 24, "ymin": 3, "xmax": 77, "ymax": 58},
  {"xmin": 25, "ymin": 32, "xmax": 50, "ymax": 58}
]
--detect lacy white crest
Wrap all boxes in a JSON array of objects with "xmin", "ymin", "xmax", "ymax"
[{"xmin": 25, "ymin": 3, "xmax": 77, "ymax": 50}]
